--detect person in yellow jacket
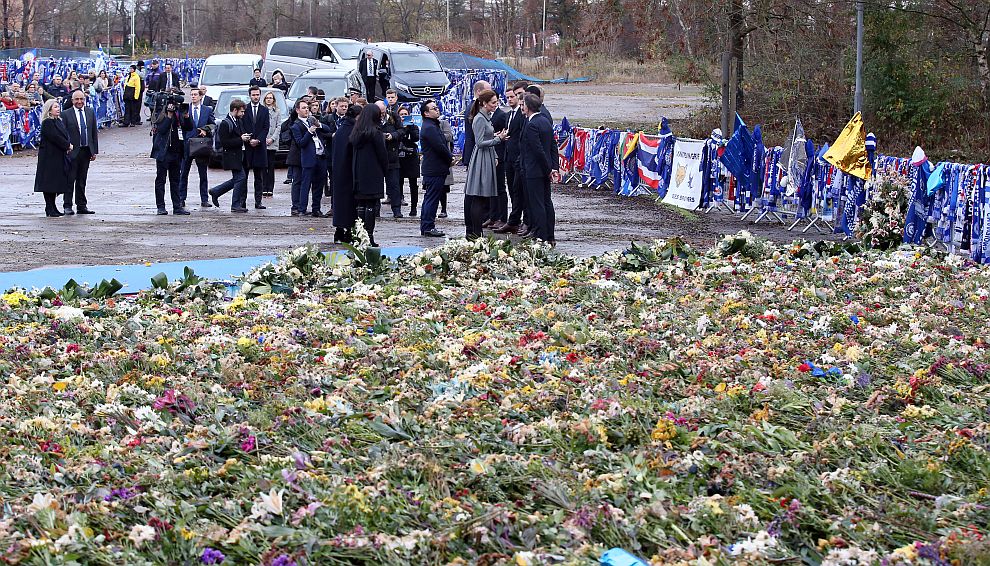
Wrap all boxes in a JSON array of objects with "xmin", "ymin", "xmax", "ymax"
[{"xmin": 122, "ymin": 65, "xmax": 143, "ymax": 127}]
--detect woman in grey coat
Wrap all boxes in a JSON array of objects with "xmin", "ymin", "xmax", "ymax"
[{"xmin": 463, "ymin": 90, "xmax": 507, "ymax": 239}]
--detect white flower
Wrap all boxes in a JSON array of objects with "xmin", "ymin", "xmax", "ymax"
[
  {"xmin": 29, "ymin": 492, "xmax": 55, "ymax": 513},
  {"xmin": 127, "ymin": 524, "xmax": 156, "ymax": 547},
  {"xmin": 259, "ymin": 488, "xmax": 284, "ymax": 515},
  {"xmin": 51, "ymin": 306, "xmax": 85, "ymax": 321}
]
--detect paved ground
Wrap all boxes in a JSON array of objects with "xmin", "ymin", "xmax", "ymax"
[{"xmin": 0, "ymin": 86, "xmax": 815, "ymax": 273}]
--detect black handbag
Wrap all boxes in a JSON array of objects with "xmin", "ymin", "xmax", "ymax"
[{"xmin": 188, "ymin": 136, "xmax": 213, "ymax": 159}]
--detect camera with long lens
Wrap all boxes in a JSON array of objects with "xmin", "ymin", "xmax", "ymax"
[{"xmin": 154, "ymin": 91, "xmax": 187, "ymax": 115}]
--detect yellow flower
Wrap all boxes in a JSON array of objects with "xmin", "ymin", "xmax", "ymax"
[
  {"xmin": 149, "ymin": 353, "xmax": 170, "ymax": 367},
  {"xmin": 179, "ymin": 527, "xmax": 196, "ymax": 540},
  {"xmin": 1, "ymin": 291, "xmax": 31, "ymax": 307},
  {"xmin": 651, "ymin": 418, "xmax": 677, "ymax": 442},
  {"xmin": 226, "ymin": 296, "xmax": 247, "ymax": 311},
  {"xmin": 236, "ymin": 336, "xmax": 254, "ymax": 348}
]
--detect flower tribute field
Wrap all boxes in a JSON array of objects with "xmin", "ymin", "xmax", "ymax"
[{"xmin": 1, "ymin": 235, "xmax": 989, "ymax": 565}]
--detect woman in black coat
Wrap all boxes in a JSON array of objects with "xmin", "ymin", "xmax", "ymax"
[
  {"xmin": 34, "ymin": 99, "xmax": 73, "ymax": 217},
  {"xmin": 396, "ymin": 106, "xmax": 421, "ymax": 216},
  {"xmin": 331, "ymin": 104, "xmax": 360, "ymax": 243},
  {"xmin": 350, "ymin": 104, "xmax": 387, "ymax": 247}
]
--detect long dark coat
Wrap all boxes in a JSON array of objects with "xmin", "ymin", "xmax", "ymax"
[
  {"xmin": 331, "ymin": 117, "xmax": 356, "ymax": 228},
  {"xmin": 242, "ymin": 104, "xmax": 270, "ymax": 168},
  {"xmin": 34, "ymin": 118, "xmax": 72, "ymax": 194},
  {"xmin": 352, "ymin": 131, "xmax": 387, "ymax": 200}
]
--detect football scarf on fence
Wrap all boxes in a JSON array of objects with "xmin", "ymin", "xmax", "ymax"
[
  {"xmin": 635, "ymin": 134, "xmax": 663, "ymax": 195},
  {"xmin": 617, "ymin": 132, "xmax": 640, "ymax": 196},
  {"xmin": 797, "ymin": 140, "xmax": 817, "ymax": 218},
  {"xmin": 903, "ymin": 149, "xmax": 934, "ymax": 245},
  {"xmin": 586, "ymin": 129, "xmax": 619, "ymax": 188},
  {"xmin": 662, "ymin": 138, "xmax": 706, "ymax": 210},
  {"xmin": 720, "ymin": 122, "xmax": 754, "ymax": 211},
  {"xmin": 0, "ymin": 111, "xmax": 13, "ymax": 155},
  {"xmin": 971, "ymin": 167, "xmax": 990, "ymax": 263}
]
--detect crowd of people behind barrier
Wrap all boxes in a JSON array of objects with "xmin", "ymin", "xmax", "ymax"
[{"xmin": 0, "ymin": 56, "xmax": 205, "ymax": 153}]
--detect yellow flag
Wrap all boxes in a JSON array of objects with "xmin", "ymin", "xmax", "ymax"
[
  {"xmin": 823, "ymin": 112, "xmax": 871, "ymax": 180},
  {"xmin": 622, "ymin": 132, "xmax": 641, "ymax": 159}
]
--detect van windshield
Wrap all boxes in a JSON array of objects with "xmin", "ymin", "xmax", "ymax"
[
  {"xmin": 288, "ymin": 77, "xmax": 351, "ymax": 99},
  {"xmin": 201, "ymin": 64, "xmax": 256, "ymax": 85},
  {"xmin": 390, "ymin": 52, "xmax": 443, "ymax": 73},
  {"xmin": 330, "ymin": 42, "xmax": 364, "ymax": 60}
]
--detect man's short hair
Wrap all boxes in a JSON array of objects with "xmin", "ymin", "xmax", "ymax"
[
  {"xmin": 473, "ymin": 81, "xmax": 491, "ymax": 97},
  {"xmin": 419, "ymin": 100, "xmax": 436, "ymax": 114},
  {"xmin": 512, "ymin": 81, "xmax": 529, "ymax": 91},
  {"xmin": 307, "ymin": 86, "xmax": 319, "ymax": 95},
  {"xmin": 253, "ymin": 68, "xmax": 262, "ymax": 74},
  {"xmin": 248, "ymin": 85, "xmax": 261, "ymax": 94},
  {"xmin": 336, "ymin": 97, "xmax": 349, "ymax": 105},
  {"xmin": 385, "ymin": 88, "xmax": 396, "ymax": 96},
  {"xmin": 294, "ymin": 98, "xmax": 310, "ymax": 110},
  {"xmin": 229, "ymin": 99, "xmax": 247, "ymax": 111},
  {"xmin": 523, "ymin": 93, "xmax": 542, "ymax": 113},
  {"xmin": 525, "ymin": 84, "xmax": 543, "ymax": 100},
  {"xmin": 198, "ymin": 87, "xmax": 208, "ymax": 95}
]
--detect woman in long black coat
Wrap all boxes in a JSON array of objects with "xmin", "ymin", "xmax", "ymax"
[
  {"xmin": 34, "ymin": 99, "xmax": 73, "ymax": 217},
  {"xmin": 350, "ymin": 104, "xmax": 387, "ymax": 247},
  {"xmin": 331, "ymin": 104, "xmax": 360, "ymax": 243}
]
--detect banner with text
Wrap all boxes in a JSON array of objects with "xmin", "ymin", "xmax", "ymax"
[{"xmin": 662, "ymin": 138, "xmax": 705, "ymax": 210}]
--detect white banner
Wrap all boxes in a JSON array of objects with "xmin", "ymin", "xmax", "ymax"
[{"xmin": 662, "ymin": 138, "xmax": 705, "ymax": 210}]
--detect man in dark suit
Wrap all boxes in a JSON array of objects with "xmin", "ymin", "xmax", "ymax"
[
  {"xmin": 418, "ymin": 100, "xmax": 451, "ymax": 238},
  {"xmin": 154, "ymin": 62, "xmax": 181, "ymax": 92},
  {"xmin": 495, "ymin": 82, "xmax": 529, "ymax": 234},
  {"xmin": 61, "ymin": 90, "xmax": 98, "ymax": 215},
  {"xmin": 208, "ymin": 99, "xmax": 251, "ymax": 213},
  {"xmin": 358, "ymin": 51, "xmax": 379, "ymax": 102},
  {"xmin": 485, "ymin": 101, "xmax": 509, "ymax": 230},
  {"xmin": 248, "ymin": 68, "xmax": 267, "ymax": 88},
  {"xmin": 525, "ymin": 84, "xmax": 553, "ymax": 122},
  {"xmin": 460, "ymin": 79, "xmax": 491, "ymax": 166},
  {"xmin": 179, "ymin": 89, "xmax": 215, "ymax": 208},
  {"xmin": 242, "ymin": 86, "xmax": 271, "ymax": 209},
  {"xmin": 520, "ymin": 93, "xmax": 559, "ymax": 244},
  {"xmin": 289, "ymin": 99, "xmax": 329, "ymax": 216}
]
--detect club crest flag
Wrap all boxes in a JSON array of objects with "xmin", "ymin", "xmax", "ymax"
[
  {"xmin": 823, "ymin": 112, "xmax": 871, "ymax": 180},
  {"xmin": 662, "ymin": 138, "xmax": 705, "ymax": 210}
]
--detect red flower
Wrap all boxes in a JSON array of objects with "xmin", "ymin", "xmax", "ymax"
[
  {"xmin": 65, "ymin": 343, "xmax": 81, "ymax": 353},
  {"xmin": 798, "ymin": 363, "xmax": 812, "ymax": 372},
  {"xmin": 566, "ymin": 352, "xmax": 579, "ymax": 363}
]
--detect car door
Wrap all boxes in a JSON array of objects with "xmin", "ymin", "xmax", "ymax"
[
  {"xmin": 314, "ymin": 43, "xmax": 340, "ymax": 69},
  {"xmin": 270, "ymin": 40, "xmax": 318, "ymax": 82}
]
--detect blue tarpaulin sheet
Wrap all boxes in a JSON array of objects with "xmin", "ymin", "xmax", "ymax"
[
  {"xmin": 436, "ymin": 52, "xmax": 591, "ymax": 84},
  {"xmin": 0, "ymin": 247, "xmax": 421, "ymax": 294}
]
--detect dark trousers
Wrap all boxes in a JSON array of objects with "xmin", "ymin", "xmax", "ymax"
[
  {"xmin": 402, "ymin": 176, "xmax": 419, "ymax": 210},
  {"xmin": 526, "ymin": 176, "xmax": 555, "ymax": 242},
  {"xmin": 385, "ymin": 168, "xmax": 402, "ymax": 214},
  {"xmin": 292, "ymin": 166, "xmax": 314, "ymax": 213},
  {"xmin": 311, "ymin": 158, "xmax": 328, "ymax": 214},
  {"xmin": 506, "ymin": 160, "xmax": 526, "ymax": 226},
  {"xmin": 355, "ymin": 198, "xmax": 381, "ymax": 245},
  {"xmin": 441, "ymin": 187, "xmax": 449, "ymax": 213},
  {"xmin": 363, "ymin": 77, "xmax": 378, "ymax": 102},
  {"xmin": 464, "ymin": 194, "xmax": 490, "ymax": 239},
  {"xmin": 263, "ymin": 150, "xmax": 276, "ymax": 194},
  {"xmin": 124, "ymin": 98, "xmax": 141, "ymax": 125},
  {"xmin": 179, "ymin": 155, "xmax": 209, "ymax": 204},
  {"xmin": 248, "ymin": 167, "xmax": 265, "ymax": 206},
  {"xmin": 212, "ymin": 168, "xmax": 247, "ymax": 210},
  {"xmin": 155, "ymin": 159, "xmax": 182, "ymax": 210},
  {"xmin": 489, "ymin": 161, "xmax": 507, "ymax": 223},
  {"xmin": 65, "ymin": 146, "xmax": 91, "ymax": 210},
  {"xmin": 43, "ymin": 192, "xmax": 58, "ymax": 214},
  {"xmin": 420, "ymin": 176, "xmax": 445, "ymax": 233}
]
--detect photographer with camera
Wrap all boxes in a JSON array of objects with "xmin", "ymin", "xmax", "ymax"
[
  {"xmin": 208, "ymin": 99, "xmax": 251, "ymax": 213},
  {"xmin": 150, "ymin": 91, "xmax": 193, "ymax": 216}
]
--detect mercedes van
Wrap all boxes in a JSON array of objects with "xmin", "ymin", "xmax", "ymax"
[{"xmin": 261, "ymin": 37, "xmax": 366, "ymax": 82}]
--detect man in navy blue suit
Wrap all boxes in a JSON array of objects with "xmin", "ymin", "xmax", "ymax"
[
  {"xmin": 290, "ymin": 99, "xmax": 330, "ymax": 216},
  {"xmin": 520, "ymin": 93, "xmax": 560, "ymax": 245},
  {"xmin": 242, "ymin": 86, "xmax": 271, "ymax": 209},
  {"xmin": 179, "ymin": 89, "xmax": 215, "ymax": 208}
]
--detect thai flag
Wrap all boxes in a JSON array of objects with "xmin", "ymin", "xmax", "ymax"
[{"xmin": 637, "ymin": 134, "xmax": 661, "ymax": 191}]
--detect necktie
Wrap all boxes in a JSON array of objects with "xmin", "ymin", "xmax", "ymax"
[
  {"xmin": 79, "ymin": 109, "xmax": 87, "ymax": 147},
  {"xmin": 167, "ymin": 74, "xmax": 172, "ymax": 89},
  {"xmin": 193, "ymin": 106, "xmax": 199, "ymax": 126}
]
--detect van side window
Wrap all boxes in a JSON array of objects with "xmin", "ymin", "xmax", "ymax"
[
  {"xmin": 271, "ymin": 41, "xmax": 316, "ymax": 59},
  {"xmin": 316, "ymin": 44, "xmax": 336, "ymax": 62}
]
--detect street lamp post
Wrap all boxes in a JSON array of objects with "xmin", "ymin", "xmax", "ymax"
[
  {"xmin": 130, "ymin": 6, "xmax": 135, "ymax": 58},
  {"xmin": 180, "ymin": 0, "xmax": 185, "ymax": 47},
  {"xmin": 854, "ymin": 0, "xmax": 864, "ymax": 113}
]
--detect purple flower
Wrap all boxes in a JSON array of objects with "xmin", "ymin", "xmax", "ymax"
[
  {"xmin": 271, "ymin": 555, "xmax": 296, "ymax": 566},
  {"xmin": 201, "ymin": 547, "xmax": 225, "ymax": 564}
]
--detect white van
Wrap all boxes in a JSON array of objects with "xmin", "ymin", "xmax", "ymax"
[
  {"xmin": 261, "ymin": 37, "xmax": 366, "ymax": 83},
  {"xmin": 196, "ymin": 54, "xmax": 263, "ymax": 101}
]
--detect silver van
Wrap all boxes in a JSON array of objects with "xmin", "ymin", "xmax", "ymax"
[{"xmin": 262, "ymin": 37, "xmax": 366, "ymax": 83}]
